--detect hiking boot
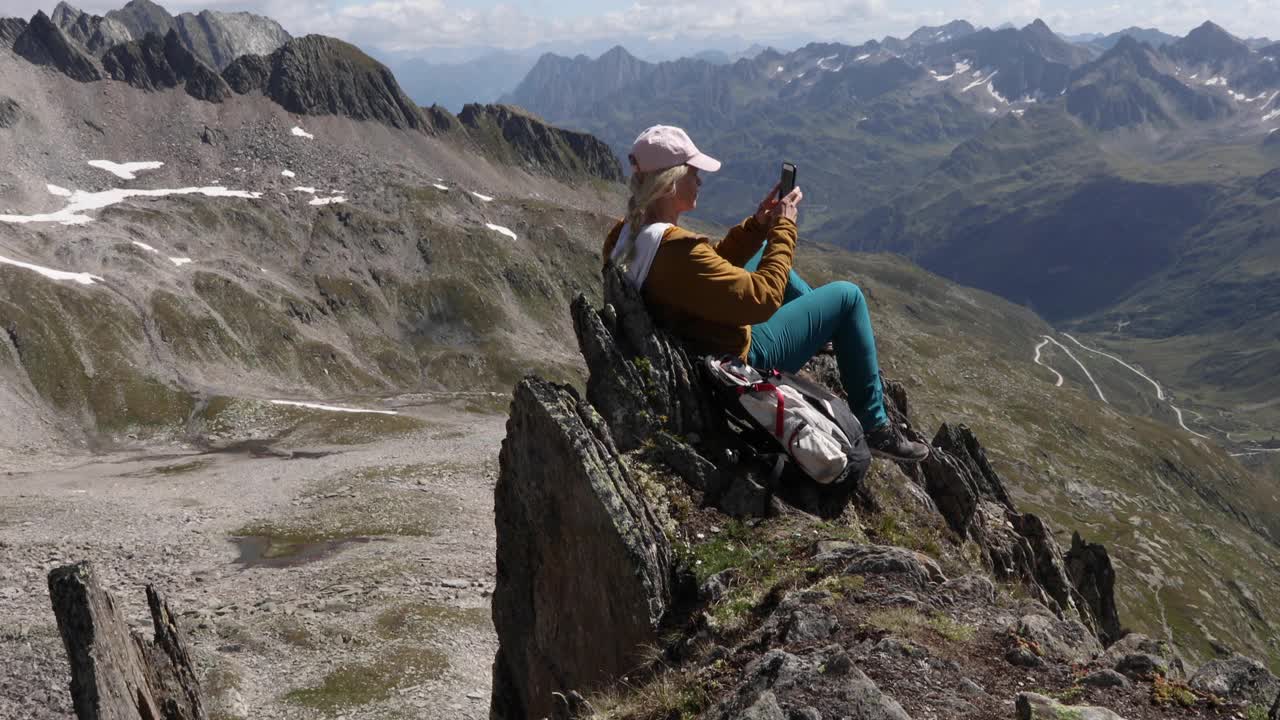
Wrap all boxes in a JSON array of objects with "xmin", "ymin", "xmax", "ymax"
[{"xmin": 866, "ymin": 424, "xmax": 930, "ymax": 463}]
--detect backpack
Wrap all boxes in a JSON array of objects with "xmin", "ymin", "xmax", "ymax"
[{"xmin": 703, "ymin": 355, "xmax": 871, "ymax": 486}]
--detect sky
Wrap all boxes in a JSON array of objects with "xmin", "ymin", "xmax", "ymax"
[{"xmin": 6, "ymin": 0, "xmax": 1279, "ymax": 60}]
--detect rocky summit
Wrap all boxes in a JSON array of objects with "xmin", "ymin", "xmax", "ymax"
[{"xmin": 102, "ymin": 29, "xmax": 230, "ymax": 102}]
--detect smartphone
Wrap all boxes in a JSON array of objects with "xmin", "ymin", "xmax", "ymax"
[{"xmin": 779, "ymin": 162, "xmax": 797, "ymax": 199}]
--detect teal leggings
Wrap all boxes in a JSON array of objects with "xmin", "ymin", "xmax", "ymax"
[{"xmin": 744, "ymin": 246, "xmax": 890, "ymax": 432}]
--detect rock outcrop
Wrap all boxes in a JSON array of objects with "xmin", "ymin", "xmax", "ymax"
[
  {"xmin": 0, "ymin": 18, "xmax": 28, "ymax": 47},
  {"xmin": 905, "ymin": 420, "xmax": 1106, "ymax": 637},
  {"xmin": 50, "ymin": 1, "xmax": 132, "ymax": 55},
  {"xmin": 1065, "ymin": 531, "xmax": 1122, "ymax": 645},
  {"xmin": 173, "ymin": 9, "xmax": 290, "ymax": 70},
  {"xmin": 457, "ymin": 103, "xmax": 623, "ymax": 182},
  {"xmin": 102, "ymin": 30, "xmax": 230, "ymax": 102},
  {"xmin": 13, "ymin": 11, "xmax": 102, "ymax": 82},
  {"xmin": 0, "ymin": 97, "xmax": 20, "ymax": 129},
  {"xmin": 222, "ymin": 35, "xmax": 426, "ymax": 130},
  {"xmin": 490, "ymin": 377, "xmax": 675, "ymax": 720}
]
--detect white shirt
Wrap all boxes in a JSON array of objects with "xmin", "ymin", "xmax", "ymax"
[{"xmin": 610, "ymin": 222, "xmax": 673, "ymax": 290}]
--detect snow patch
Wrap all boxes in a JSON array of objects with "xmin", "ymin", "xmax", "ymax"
[
  {"xmin": 291, "ymin": 126, "xmax": 314, "ymax": 139},
  {"xmin": 0, "ymin": 254, "xmax": 103, "ymax": 285},
  {"xmin": 471, "ymin": 191, "xmax": 494, "ymax": 202},
  {"xmin": 269, "ymin": 399, "xmax": 398, "ymax": 416},
  {"xmin": 0, "ymin": 186, "xmax": 262, "ymax": 226},
  {"xmin": 281, "ymin": 170, "xmax": 296, "ymax": 178},
  {"xmin": 88, "ymin": 160, "xmax": 163, "ymax": 180},
  {"xmin": 962, "ymin": 71, "xmax": 997, "ymax": 93},
  {"xmin": 432, "ymin": 183, "xmax": 449, "ymax": 191},
  {"xmin": 855, "ymin": 53, "xmax": 871, "ymax": 61},
  {"xmin": 169, "ymin": 257, "xmax": 193, "ymax": 267},
  {"xmin": 987, "ymin": 80, "xmax": 1009, "ymax": 104},
  {"xmin": 1204, "ymin": 75, "xmax": 1228, "ymax": 86},
  {"xmin": 1263, "ymin": 108, "xmax": 1280, "ymax": 122},
  {"xmin": 485, "ymin": 223, "xmax": 517, "ymax": 241},
  {"xmin": 292, "ymin": 186, "xmax": 317, "ymax": 194},
  {"xmin": 47, "ymin": 184, "xmax": 71, "ymax": 197},
  {"xmin": 131, "ymin": 241, "xmax": 158, "ymax": 253},
  {"xmin": 309, "ymin": 196, "xmax": 346, "ymax": 206}
]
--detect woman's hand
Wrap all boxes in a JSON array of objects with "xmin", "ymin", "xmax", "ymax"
[
  {"xmin": 754, "ymin": 183, "xmax": 780, "ymax": 225},
  {"xmin": 774, "ymin": 186, "xmax": 802, "ymax": 224}
]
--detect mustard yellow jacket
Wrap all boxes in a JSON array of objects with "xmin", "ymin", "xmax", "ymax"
[{"xmin": 602, "ymin": 215, "xmax": 798, "ymax": 360}]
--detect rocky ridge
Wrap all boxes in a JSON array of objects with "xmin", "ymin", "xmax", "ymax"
[
  {"xmin": 102, "ymin": 29, "xmax": 230, "ymax": 102},
  {"xmin": 11, "ymin": 11, "xmax": 101, "ymax": 83},
  {"xmin": 488, "ymin": 266, "xmax": 1280, "ymax": 719}
]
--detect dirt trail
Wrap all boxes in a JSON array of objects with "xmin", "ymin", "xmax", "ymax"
[{"xmin": 0, "ymin": 399, "xmax": 505, "ymax": 720}]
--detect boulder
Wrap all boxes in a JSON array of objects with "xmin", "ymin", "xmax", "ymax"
[
  {"xmin": 13, "ymin": 11, "xmax": 102, "ymax": 82},
  {"xmin": 1188, "ymin": 654, "xmax": 1280, "ymax": 707},
  {"xmin": 1015, "ymin": 613, "xmax": 1102, "ymax": 665},
  {"xmin": 489, "ymin": 378, "xmax": 674, "ymax": 720},
  {"xmin": 712, "ymin": 648, "xmax": 911, "ymax": 720},
  {"xmin": 1100, "ymin": 633, "xmax": 1184, "ymax": 679},
  {"xmin": 1016, "ymin": 692, "xmax": 1125, "ymax": 720},
  {"xmin": 1081, "ymin": 669, "xmax": 1131, "ymax": 689}
]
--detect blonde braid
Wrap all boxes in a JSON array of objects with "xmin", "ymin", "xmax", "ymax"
[{"xmin": 617, "ymin": 164, "xmax": 689, "ymax": 270}]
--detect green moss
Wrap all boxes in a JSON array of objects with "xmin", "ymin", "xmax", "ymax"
[
  {"xmin": 284, "ymin": 646, "xmax": 448, "ymax": 710},
  {"xmin": 374, "ymin": 602, "xmax": 490, "ymax": 640}
]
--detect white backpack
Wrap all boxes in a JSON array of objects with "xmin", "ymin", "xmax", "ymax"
[{"xmin": 704, "ymin": 356, "xmax": 871, "ymax": 486}]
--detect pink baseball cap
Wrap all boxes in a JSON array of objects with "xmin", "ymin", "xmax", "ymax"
[{"xmin": 629, "ymin": 125, "xmax": 721, "ymax": 173}]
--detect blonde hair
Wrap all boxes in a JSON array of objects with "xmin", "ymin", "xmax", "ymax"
[{"xmin": 616, "ymin": 164, "xmax": 689, "ymax": 269}]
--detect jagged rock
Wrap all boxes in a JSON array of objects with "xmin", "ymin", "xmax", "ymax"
[
  {"xmin": 813, "ymin": 542, "xmax": 945, "ymax": 588},
  {"xmin": 1081, "ymin": 669, "xmax": 1131, "ymax": 689},
  {"xmin": 0, "ymin": 97, "xmax": 20, "ymax": 129},
  {"xmin": 1065, "ymin": 532, "xmax": 1121, "ymax": 645},
  {"xmin": 50, "ymin": 2, "xmax": 133, "ymax": 55},
  {"xmin": 1014, "ymin": 613, "xmax": 1102, "ymax": 664},
  {"xmin": 1015, "ymin": 692, "xmax": 1125, "ymax": 720},
  {"xmin": 221, "ymin": 35, "xmax": 425, "ymax": 130},
  {"xmin": 102, "ymin": 30, "xmax": 230, "ymax": 102},
  {"xmin": 571, "ymin": 266, "xmax": 720, "ymax": 455},
  {"xmin": 1188, "ymin": 653, "xmax": 1280, "ymax": 707},
  {"xmin": 490, "ymin": 378, "xmax": 674, "ymax": 720},
  {"xmin": 106, "ymin": 0, "xmax": 175, "ymax": 42},
  {"xmin": 902, "ymin": 421, "xmax": 1110, "ymax": 638},
  {"xmin": 173, "ymin": 9, "xmax": 291, "ymax": 70},
  {"xmin": 13, "ymin": 11, "xmax": 102, "ymax": 82},
  {"xmin": 1, "ymin": 18, "xmax": 28, "ymax": 47},
  {"xmin": 457, "ymin": 103, "xmax": 623, "ymax": 182}
]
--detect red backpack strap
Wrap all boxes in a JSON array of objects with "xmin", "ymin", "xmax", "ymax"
[{"xmin": 738, "ymin": 382, "xmax": 786, "ymax": 437}]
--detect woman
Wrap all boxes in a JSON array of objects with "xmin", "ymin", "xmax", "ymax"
[{"xmin": 603, "ymin": 125, "xmax": 929, "ymax": 462}]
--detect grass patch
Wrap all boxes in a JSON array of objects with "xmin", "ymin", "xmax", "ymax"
[
  {"xmin": 374, "ymin": 602, "xmax": 490, "ymax": 640},
  {"xmin": 865, "ymin": 607, "xmax": 975, "ymax": 644},
  {"xmin": 586, "ymin": 669, "xmax": 717, "ymax": 720},
  {"xmin": 284, "ymin": 645, "xmax": 448, "ymax": 711}
]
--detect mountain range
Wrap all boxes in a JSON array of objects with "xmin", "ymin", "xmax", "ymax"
[
  {"xmin": 6, "ymin": 2, "xmax": 1280, "ymax": 714},
  {"xmin": 502, "ymin": 18, "xmax": 1280, "ymax": 468}
]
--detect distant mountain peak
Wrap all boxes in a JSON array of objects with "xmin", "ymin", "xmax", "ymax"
[{"xmin": 1170, "ymin": 20, "xmax": 1252, "ymax": 64}]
